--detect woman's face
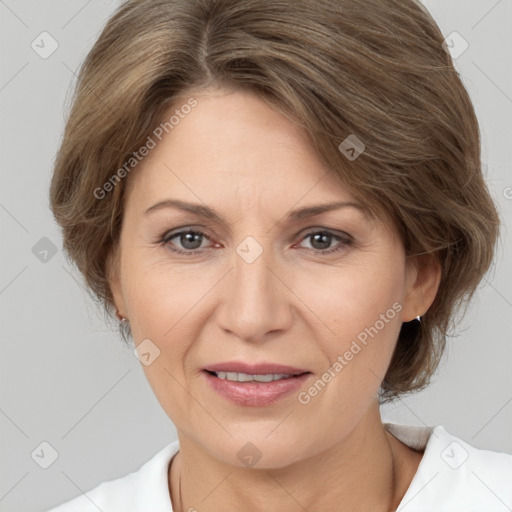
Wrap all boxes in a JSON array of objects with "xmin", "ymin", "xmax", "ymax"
[{"xmin": 110, "ymin": 87, "xmax": 437, "ymax": 468}]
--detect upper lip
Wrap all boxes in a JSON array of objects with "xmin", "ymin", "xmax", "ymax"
[{"xmin": 204, "ymin": 361, "xmax": 310, "ymax": 376}]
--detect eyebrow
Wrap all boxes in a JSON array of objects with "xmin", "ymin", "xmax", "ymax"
[{"xmin": 143, "ymin": 198, "xmax": 371, "ymax": 226}]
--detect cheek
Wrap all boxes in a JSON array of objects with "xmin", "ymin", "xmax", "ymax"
[
  {"xmin": 291, "ymin": 258, "xmax": 405, "ymax": 387},
  {"xmin": 300, "ymin": 259, "xmax": 404, "ymax": 336},
  {"xmin": 124, "ymin": 242, "xmax": 405, "ymax": 358},
  {"xmin": 122, "ymin": 255, "xmax": 211, "ymax": 339},
  {"xmin": 122, "ymin": 263, "xmax": 206, "ymax": 419}
]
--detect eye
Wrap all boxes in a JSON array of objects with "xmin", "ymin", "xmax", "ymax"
[
  {"xmin": 158, "ymin": 227, "xmax": 353, "ymax": 257},
  {"xmin": 160, "ymin": 229, "xmax": 213, "ymax": 255},
  {"xmin": 296, "ymin": 229, "xmax": 353, "ymax": 255}
]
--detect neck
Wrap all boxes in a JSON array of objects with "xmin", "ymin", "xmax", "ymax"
[{"xmin": 169, "ymin": 403, "xmax": 419, "ymax": 512}]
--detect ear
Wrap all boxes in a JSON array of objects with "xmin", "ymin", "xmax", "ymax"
[
  {"xmin": 106, "ymin": 243, "xmax": 126, "ymax": 318},
  {"xmin": 401, "ymin": 253, "xmax": 441, "ymax": 321}
]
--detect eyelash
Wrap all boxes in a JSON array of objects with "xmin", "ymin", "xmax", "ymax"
[{"xmin": 158, "ymin": 227, "xmax": 353, "ymax": 257}]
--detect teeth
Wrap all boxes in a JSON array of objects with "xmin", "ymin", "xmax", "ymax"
[{"xmin": 214, "ymin": 371, "xmax": 293, "ymax": 382}]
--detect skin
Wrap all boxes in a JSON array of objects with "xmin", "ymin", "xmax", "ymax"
[{"xmin": 109, "ymin": 85, "xmax": 441, "ymax": 512}]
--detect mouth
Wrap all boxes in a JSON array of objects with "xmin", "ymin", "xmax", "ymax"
[
  {"xmin": 204, "ymin": 369, "xmax": 308, "ymax": 382},
  {"xmin": 202, "ymin": 361, "xmax": 312, "ymax": 406},
  {"xmin": 203, "ymin": 361, "xmax": 310, "ymax": 377}
]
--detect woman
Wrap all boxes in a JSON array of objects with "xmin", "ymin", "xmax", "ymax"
[{"xmin": 47, "ymin": 0, "xmax": 512, "ymax": 510}]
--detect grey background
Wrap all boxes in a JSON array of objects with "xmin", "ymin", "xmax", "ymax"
[{"xmin": 0, "ymin": 1, "xmax": 511, "ymax": 511}]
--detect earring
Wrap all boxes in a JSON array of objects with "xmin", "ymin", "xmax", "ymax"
[
  {"xmin": 399, "ymin": 315, "xmax": 421, "ymax": 342},
  {"xmin": 116, "ymin": 310, "xmax": 127, "ymax": 324}
]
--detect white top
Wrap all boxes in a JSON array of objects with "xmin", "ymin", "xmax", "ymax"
[{"xmin": 47, "ymin": 423, "xmax": 512, "ymax": 511}]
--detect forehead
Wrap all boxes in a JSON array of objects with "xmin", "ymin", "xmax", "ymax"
[{"xmin": 124, "ymin": 87, "xmax": 360, "ymax": 211}]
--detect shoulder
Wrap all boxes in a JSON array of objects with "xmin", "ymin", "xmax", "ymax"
[
  {"xmin": 394, "ymin": 423, "xmax": 512, "ymax": 511},
  {"xmin": 45, "ymin": 441, "xmax": 179, "ymax": 512}
]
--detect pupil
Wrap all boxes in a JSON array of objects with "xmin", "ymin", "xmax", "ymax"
[
  {"xmin": 311, "ymin": 232, "xmax": 331, "ymax": 250},
  {"xmin": 181, "ymin": 232, "xmax": 202, "ymax": 250}
]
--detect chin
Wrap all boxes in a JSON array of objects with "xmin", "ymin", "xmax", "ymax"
[{"xmin": 200, "ymin": 429, "xmax": 312, "ymax": 470}]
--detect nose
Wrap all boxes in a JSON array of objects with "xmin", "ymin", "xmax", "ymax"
[{"xmin": 216, "ymin": 239, "xmax": 294, "ymax": 343}]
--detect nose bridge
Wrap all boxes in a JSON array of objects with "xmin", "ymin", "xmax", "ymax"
[{"xmin": 217, "ymin": 235, "xmax": 291, "ymax": 341}]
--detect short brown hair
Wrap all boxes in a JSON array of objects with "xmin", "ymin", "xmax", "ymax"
[{"xmin": 49, "ymin": 0, "xmax": 500, "ymax": 403}]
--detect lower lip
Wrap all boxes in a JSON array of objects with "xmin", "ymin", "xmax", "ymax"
[{"xmin": 203, "ymin": 371, "xmax": 311, "ymax": 407}]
